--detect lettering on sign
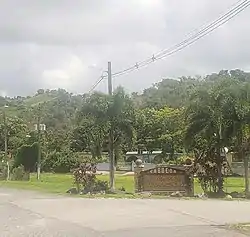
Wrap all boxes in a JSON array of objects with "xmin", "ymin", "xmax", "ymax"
[{"xmin": 147, "ymin": 167, "xmax": 180, "ymax": 174}]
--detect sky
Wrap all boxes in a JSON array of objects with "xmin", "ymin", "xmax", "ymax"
[{"xmin": 0, "ymin": 0, "xmax": 250, "ymax": 96}]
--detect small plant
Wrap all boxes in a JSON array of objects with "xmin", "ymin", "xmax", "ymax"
[
  {"xmin": 196, "ymin": 157, "xmax": 225, "ymax": 197},
  {"xmin": 72, "ymin": 163, "xmax": 108, "ymax": 194},
  {"xmin": 119, "ymin": 186, "xmax": 126, "ymax": 192},
  {"xmin": 72, "ymin": 163, "xmax": 96, "ymax": 192},
  {"xmin": 11, "ymin": 165, "xmax": 30, "ymax": 181},
  {"xmin": 89, "ymin": 180, "xmax": 109, "ymax": 194}
]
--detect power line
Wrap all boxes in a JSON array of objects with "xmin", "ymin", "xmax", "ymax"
[
  {"xmin": 146, "ymin": 0, "xmax": 246, "ymax": 62},
  {"xmin": 89, "ymin": 0, "xmax": 250, "ymax": 92},
  {"xmin": 144, "ymin": 0, "xmax": 244, "ymax": 61},
  {"xmin": 112, "ymin": 0, "xmax": 250, "ymax": 77},
  {"xmin": 88, "ymin": 73, "xmax": 107, "ymax": 93},
  {"xmin": 112, "ymin": 0, "xmax": 250, "ymax": 78}
]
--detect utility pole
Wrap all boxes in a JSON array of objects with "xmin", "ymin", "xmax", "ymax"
[
  {"xmin": 3, "ymin": 105, "xmax": 10, "ymax": 181},
  {"xmin": 218, "ymin": 118, "xmax": 223, "ymax": 195},
  {"xmin": 244, "ymin": 152, "xmax": 249, "ymax": 195},
  {"xmin": 108, "ymin": 61, "xmax": 115, "ymax": 191},
  {"xmin": 36, "ymin": 107, "xmax": 41, "ymax": 180}
]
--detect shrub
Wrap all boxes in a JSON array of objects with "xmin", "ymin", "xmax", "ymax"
[
  {"xmin": 11, "ymin": 165, "xmax": 30, "ymax": 181},
  {"xmin": 42, "ymin": 150, "xmax": 81, "ymax": 173},
  {"xmin": 0, "ymin": 162, "xmax": 7, "ymax": 180},
  {"xmin": 72, "ymin": 163, "xmax": 96, "ymax": 193},
  {"xmin": 197, "ymin": 160, "xmax": 224, "ymax": 195},
  {"xmin": 82, "ymin": 179, "xmax": 109, "ymax": 194},
  {"xmin": 72, "ymin": 163, "xmax": 108, "ymax": 194},
  {"xmin": 13, "ymin": 143, "xmax": 38, "ymax": 172}
]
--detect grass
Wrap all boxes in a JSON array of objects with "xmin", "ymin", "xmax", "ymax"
[
  {"xmin": 0, "ymin": 173, "xmax": 135, "ymax": 195},
  {"xmin": 229, "ymin": 223, "xmax": 250, "ymax": 235},
  {"xmin": 194, "ymin": 177, "xmax": 248, "ymax": 194},
  {"xmin": 0, "ymin": 173, "xmax": 73, "ymax": 194},
  {"xmin": 0, "ymin": 173, "xmax": 248, "ymax": 198}
]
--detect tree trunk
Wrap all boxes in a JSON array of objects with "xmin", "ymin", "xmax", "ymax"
[
  {"xmin": 239, "ymin": 131, "xmax": 249, "ymax": 195},
  {"xmin": 217, "ymin": 119, "xmax": 223, "ymax": 195},
  {"xmin": 109, "ymin": 125, "xmax": 115, "ymax": 192},
  {"xmin": 244, "ymin": 153, "xmax": 249, "ymax": 194},
  {"xmin": 217, "ymin": 160, "xmax": 223, "ymax": 195}
]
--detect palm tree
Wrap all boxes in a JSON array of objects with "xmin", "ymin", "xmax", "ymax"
[
  {"xmin": 79, "ymin": 88, "xmax": 135, "ymax": 191},
  {"xmin": 107, "ymin": 87, "xmax": 135, "ymax": 191},
  {"xmin": 185, "ymin": 83, "xmax": 235, "ymax": 194}
]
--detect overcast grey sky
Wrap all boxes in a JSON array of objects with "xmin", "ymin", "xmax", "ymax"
[{"xmin": 0, "ymin": 0, "xmax": 250, "ymax": 96}]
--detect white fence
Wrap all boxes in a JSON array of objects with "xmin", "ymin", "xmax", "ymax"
[
  {"xmin": 96, "ymin": 162, "xmax": 156, "ymax": 172},
  {"xmin": 96, "ymin": 163, "xmax": 110, "ymax": 171}
]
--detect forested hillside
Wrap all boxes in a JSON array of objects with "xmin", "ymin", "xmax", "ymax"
[{"xmin": 1, "ymin": 69, "xmax": 250, "ymax": 179}]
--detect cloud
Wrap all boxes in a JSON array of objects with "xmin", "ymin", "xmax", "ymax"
[
  {"xmin": 42, "ymin": 55, "xmax": 90, "ymax": 91},
  {"xmin": 0, "ymin": 0, "xmax": 250, "ymax": 96}
]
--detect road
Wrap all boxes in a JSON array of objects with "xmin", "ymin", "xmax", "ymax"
[{"xmin": 0, "ymin": 188, "xmax": 249, "ymax": 236}]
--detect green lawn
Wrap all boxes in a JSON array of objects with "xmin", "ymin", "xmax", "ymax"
[
  {"xmin": 0, "ymin": 173, "xmax": 73, "ymax": 194},
  {"xmin": 0, "ymin": 173, "xmax": 248, "ymax": 196},
  {"xmin": 0, "ymin": 173, "xmax": 135, "ymax": 194},
  {"xmin": 193, "ymin": 177, "xmax": 247, "ymax": 194}
]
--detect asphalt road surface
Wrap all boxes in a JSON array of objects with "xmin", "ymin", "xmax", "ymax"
[{"xmin": 1, "ymin": 188, "xmax": 250, "ymax": 236}]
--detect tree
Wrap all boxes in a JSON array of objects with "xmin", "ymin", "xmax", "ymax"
[
  {"xmin": 71, "ymin": 116, "xmax": 108, "ymax": 160},
  {"xmin": 135, "ymin": 106, "xmax": 184, "ymax": 162},
  {"xmin": 185, "ymin": 81, "xmax": 236, "ymax": 195},
  {"xmin": 72, "ymin": 92, "xmax": 109, "ymax": 159},
  {"xmin": 42, "ymin": 150, "xmax": 80, "ymax": 173},
  {"xmin": 13, "ymin": 142, "xmax": 38, "ymax": 172},
  {"xmin": 75, "ymin": 88, "xmax": 135, "ymax": 190},
  {"xmin": 0, "ymin": 116, "xmax": 28, "ymax": 155},
  {"xmin": 36, "ymin": 89, "xmax": 45, "ymax": 95},
  {"xmin": 157, "ymin": 107, "xmax": 184, "ymax": 162},
  {"xmin": 226, "ymin": 81, "xmax": 250, "ymax": 194},
  {"xmin": 110, "ymin": 87, "xmax": 136, "ymax": 163},
  {"xmin": 45, "ymin": 129, "xmax": 71, "ymax": 153}
]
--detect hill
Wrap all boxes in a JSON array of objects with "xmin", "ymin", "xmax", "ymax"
[{"xmin": 1, "ymin": 69, "xmax": 250, "ymax": 128}]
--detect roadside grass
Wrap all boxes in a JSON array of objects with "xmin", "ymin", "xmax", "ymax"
[
  {"xmin": 0, "ymin": 173, "xmax": 73, "ymax": 194},
  {"xmin": 229, "ymin": 223, "xmax": 250, "ymax": 235},
  {"xmin": 0, "ymin": 173, "xmax": 248, "ymax": 197},
  {"xmin": 0, "ymin": 173, "xmax": 135, "ymax": 194},
  {"xmin": 194, "ymin": 177, "xmax": 247, "ymax": 194}
]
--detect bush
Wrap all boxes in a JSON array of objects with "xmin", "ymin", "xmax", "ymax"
[
  {"xmin": 42, "ymin": 150, "xmax": 81, "ymax": 173},
  {"xmin": 197, "ymin": 160, "xmax": 224, "ymax": 195},
  {"xmin": 13, "ymin": 143, "xmax": 38, "ymax": 172},
  {"xmin": 72, "ymin": 163, "xmax": 109, "ymax": 194},
  {"xmin": 11, "ymin": 165, "xmax": 30, "ymax": 181},
  {"xmin": 82, "ymin": 179, "xmax": 109, "ymax": 194},
  {"xmin": 73, "ymin": 163, "xmax": 96, "ymax": 193},
  {"xmin": 0, "ymin": 162, "xmax": 7, "ymax": 180}
]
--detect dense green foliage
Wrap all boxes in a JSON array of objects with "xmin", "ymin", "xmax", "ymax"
[
  {"xmin": 13, "ymin": 143, "xmax": 39, "ymax": 172},
  {"xmin": 1, "ymin": 69, "xmax": 250, "ymax": 194}
]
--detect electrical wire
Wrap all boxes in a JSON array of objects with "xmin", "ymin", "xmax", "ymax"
[
  {"xmin": 89, "ymin": 0, "xmax": 250, "ymax": 91},
  {"xmin": 112, "ymin": 0, "xmax": 250, "ymax": 78},
  {"xmin": 112, "ymin": 0, "xmax": 250, "ymax": 77},
  {"xmin": 88, "ymin": 75, "xmax": 106, "ymax": 93},
  {"xmin": 150, "ymin": 0, "xmax": 246, "ymax": 61},
  {"xmin": 145, "ymin": 0, "xmax": 244, "ymax": 61}
]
